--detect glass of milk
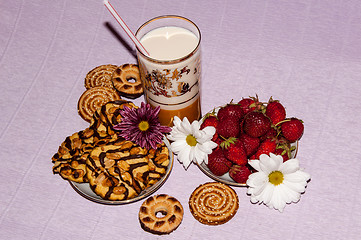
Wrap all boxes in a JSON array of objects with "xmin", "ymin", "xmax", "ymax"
[{"xmin": 135, "ymin": 16, "xmax": 201, "ymax": 126}]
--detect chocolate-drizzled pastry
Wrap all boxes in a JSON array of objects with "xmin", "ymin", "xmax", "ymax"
[
  {"xmin": 52, "ymin": 100, "xmax": 136, "ymax": 183},
  {"xmin": 52, "ymin": 128, "xmax": 101, "ymax": 183},
  {"xmin": 89, "ymin": 100, "xmax": 136, "ymax": 138},
  {"xmin": 86, "ymin": 136, "xmax": 170, "ymax": 201}
]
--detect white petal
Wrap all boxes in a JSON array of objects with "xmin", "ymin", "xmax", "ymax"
[
  {"xmin": 279, "ymin": 158, "xmax": 300, "ymax": 174},
  {"xmin": 172, "ymin": 116, "xmax": 182, "ymax": 129},
  {"xmin": 180, "ymin": 117, "xmax": 192, "ymax": 134},
  {"xmin": 281, "ymin": 185, "xmax": 302, "ymax": 203},
  {"xmin": 177, "ymin": 146, "xmax": 191, "ymax": 167},
  {"xmin": 250, "ymin": 196, "xmax": 259, "ymax": 204},
  {"xmin": 269, "ymin": 154, "xmax": 283, "ymax": 170},
  {"xmin": 283, "ymin": 179, "xmax": 307, "ymax": 193},
  {"xmin": 270, "ymin": 153, "xmax": 284, "ymax": 165},
  {"xmin": 270, "ymin": 186, "xmax": 287, "ymax": 212},
  {"xmin": 258, "ymin": 182, "xmax": 274, "ymax": 205},
  {"xmin": 167, "ymin": 131, "xmax": 186, "ymax": 141},
  {"xmin": 247, "ymin": 172, "xmax": 267, "ymax": 188},
  {"xmin": 284, "ymin": 170, "xmax": 311, "ymax": 183},
  {"xmin": 198, "ymin": 141, "xmax": 217, "ymax": 154},
  {"xmin": 194, "ymin": 148, "xmax": 206, "ymax": 164},
  {"xmin": 202, "ymin": 126, "xmax": 216, "ymax": 138},
  {"xmin": 248, "ymin": 160, "xmax": 261, "ymax": 172},
  {"xmin": 170, "ymin": 140, "xmax": 187, "ymax": 153},
  {"xmin": 259, "ymin": 155, "xmax": 274, "ymax": 174},
  {"xmin": 188, "ymin": 147, "xmax": 195, "ymax": 163},
  {"xmin": 191, "ymin": 120, "xmax": 200, "ymax": 134},
  {"xmin": 276, "ymin": 184, "xmax": 293, "ymax": 204}
]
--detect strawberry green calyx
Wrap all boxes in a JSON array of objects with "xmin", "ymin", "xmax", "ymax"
[{"xmin": 220, "ymin": 137, "xmax": 238, "ymax": 149}]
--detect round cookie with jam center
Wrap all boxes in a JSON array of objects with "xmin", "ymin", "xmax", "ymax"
[
  {"xmin": 139, "ymin": 194, "xmax": 184, "ymax": 235},
  {"xmin": 112, "ymin": 64, "xmax": 143, "ymax": 99}
]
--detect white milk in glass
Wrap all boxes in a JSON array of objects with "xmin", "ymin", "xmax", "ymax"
[
  {"xmin": 136, "ymin": 21, "xmax": 201, "ymax": 126},
  {"xmin": 140, "ymin": 26, "xmax": 199, "ymax": 60}
]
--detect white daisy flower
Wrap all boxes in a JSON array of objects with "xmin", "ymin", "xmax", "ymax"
[
  {"xmin": 167, "ymin": 116, "xmax": 218, "ymax": 169},
  {"xmin": 246, "ymin": 153, "xmax": 311, "ymax": 212}
]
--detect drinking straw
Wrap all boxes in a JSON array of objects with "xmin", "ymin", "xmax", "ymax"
[{"xmin": 103, "ymin": 0, "xmax": 150, "ymax": 56}]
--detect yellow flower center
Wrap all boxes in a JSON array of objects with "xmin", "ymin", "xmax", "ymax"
[
  {"xmin": 186, "ymin": 134, "xmax": 197, "ymax": 147},
  {"xmin": 138, "ymin": 121, "xmax": 150, "ymax": 132},
  {"xmin": 268, "ymin": 171, "xmax": 284, "ymax": 186}
]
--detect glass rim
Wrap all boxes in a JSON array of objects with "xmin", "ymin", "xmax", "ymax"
[{"xmin": 135, "ymin": 15, "xmax": 201, "ymax": 64}]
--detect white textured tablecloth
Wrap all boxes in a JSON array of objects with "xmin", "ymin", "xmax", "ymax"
[{"xmin": 1, "ymin": 0, "xmax": 361, "ymax": 239}]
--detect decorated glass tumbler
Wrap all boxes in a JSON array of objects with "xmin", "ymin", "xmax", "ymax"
[{"xmin": 136, "ymin": 15, "xmax": 201, "ymax": 126}]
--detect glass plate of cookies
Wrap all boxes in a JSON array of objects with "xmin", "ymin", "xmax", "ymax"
[{"xmin": 69, "ymin": 137, "xmax": 174, "ymax": 205}]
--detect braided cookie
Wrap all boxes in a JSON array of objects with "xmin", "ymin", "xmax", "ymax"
[
  {"xmin": 52, "ymin": 128, "xmax": 98, "ymax": 183},
  {"xmin": 77, "ymin": 86, "xmax": 121, "ymax": 122},
  {"xmin": 84, "ymin": 64, "xmax": 118, "ymax": 89},
  {"xmin": 139, "ymin": 194, "xmax": 183, "ymax": 235},
  {"xmin": 189, "ymin": 182, "xmax": 239, "ymax": 225},
  {"xmin": 89, "ymin": 100, "xmax": 137, "ymax": 138},
  {"xmin": 112, "ymin": 64, "xmax": 143, "ymax": 98},
  {"xmin": 86, "ymin": 137, "xmax": 170, "ymax": 201}
]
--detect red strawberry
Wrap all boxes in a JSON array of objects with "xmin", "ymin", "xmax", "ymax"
[
  {"xmin": 200, "ymin": 115, "xmax": 218, "ymax": 129},
  {"xmin": 259, "ymin": 126, "xmax": 278, "ymax": 142},
  {"xmin": 238, "ymin": 98, "xmax": 255, "ymax": 114},
  {"xmin": 207, "ymin": 148, "xmax": 232, "ymax": 176},
  {"xmin": 281, "ymin": 118, "xmax": 304, "ymax": 142},
  {"xmin": 254, "ymin": 138, "xmax": 277, "ymax": 159},
  {"xmin": 274, "ymin": 148, "xmax": 290, "ymax": 162},
  {"xmin": 217, "ymin": 118, "xmax": 240, "ymax": 138},
  {"xmin": 238, "ymin": 96, "xmax": 264, "ymax": 114},
  {"xmin": 238, "ymin": 133, "xmax": 260, "ymax": 157},
  {"xmin": 243, "ymin": 111, "xmax": 271, "ymax": 138},
  {"xmin": 265, "ymin": 99, "xmax": 286, "ymax": 125},
  {"xmin": 217, "ymin": 103, "xmax": 244, "ymax": 121},
  {"xmin": 201, "ymin": 115, "xmax": 219, "ymax": 142},
  {"xmin": 229, "ymin": 164, "xmax": 252, "ymax": 183},
  {"xmin": 221, "ymin": 138, "xmax": 248, "ymax": 166}
]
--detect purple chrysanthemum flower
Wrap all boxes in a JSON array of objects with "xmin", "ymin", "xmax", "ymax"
[{"xmin": 113, "ymin": 102, "xmax": 171, "ymax": 149}]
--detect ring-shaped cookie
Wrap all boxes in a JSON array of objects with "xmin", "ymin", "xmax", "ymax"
[
  {"xmin": 139, "ymin": 194, "xmax": 184, "ymax": 235},
  {"xmin": 78, "ymin": 86, "xmax": 121, "ymax": 122},
  {"xmin": 112, "ymin": 64, "xmax": 143, "ymax": 98},
  {"xmin": 189, "ymin": 182, "xmax": 239, "ymax": 225}
]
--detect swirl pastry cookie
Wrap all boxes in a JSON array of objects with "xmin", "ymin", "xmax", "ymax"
[
  {"xmin": 189, "ymin": 182, "xmax": 239, "ymax": 225},
  {"xmin": 112, "ymin": 64, "xmax": 143, "ymax": 98},
  {"xmin": 86, "ymin": 136, "xmax": 170, "ymax": 201},
  {"xmin": 139, "ymin": 194, "xmax": 183, "ymax": 235},
  {"xmin": 85, "ymin": 64, "xmax": 118, "ymax": 89},
  {"xmin": 78, "ymin": 86, "xmax": 121, "ymax": 122}
]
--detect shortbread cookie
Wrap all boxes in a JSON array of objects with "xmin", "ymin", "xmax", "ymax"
[
  {"xmin": 78, "ymin": 86, "xmax": 121, "ymax": 122},
  {"xmin": 85, "ymin": 64, "xmax": 118, "ymax": 89},
  {"xmin": 112, "ymin": 64, "xmax": 143, "ymax": 98},
  {"xmin": 189, "ymin": 182, "xmax": 239, "ymax": 225},
  {"xmin": 86, "ymin": 137, "xmax": 170, "ymax": 201},
  {"xmin": 139, "ymin": 194, "xmax": 183, "ymax": 235}
]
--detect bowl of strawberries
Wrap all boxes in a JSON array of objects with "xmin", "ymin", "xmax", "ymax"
[{"xmin": 198, "ymin": 96, "xmax": 303, "ymax": 186}]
